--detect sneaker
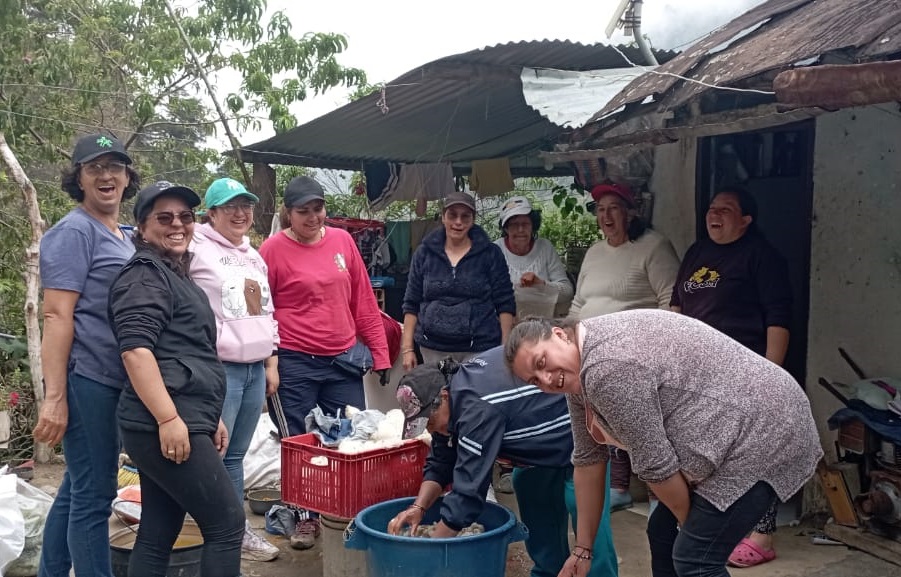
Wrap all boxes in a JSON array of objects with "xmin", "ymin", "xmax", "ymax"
[
  {"xmin": 609, "ymin": 490, "xmax": 632, "ymax": 512},
  {"xmin": 495, "ymin": 472, "xmax": 514, "ymax": 494},
  {"xmin": 241, "ymin": 522, "xmax": 280, "ymax": 562},
  {"xmin": 290, "ymin": 518, "xmax": 321, "ymax": 550}
]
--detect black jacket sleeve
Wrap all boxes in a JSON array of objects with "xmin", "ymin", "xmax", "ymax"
[
  {"xmin": 439, "ymin": 391, "xmax": 506, "ymax": 531},
  {"xmin": 423, "ymin": 432, "xmax": 457, "ymax": 488},
  {"xmin": 109, "ymin": 259, "xmax": 173, "ymax": 353}
]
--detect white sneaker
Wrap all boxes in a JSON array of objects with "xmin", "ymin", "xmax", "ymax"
[{"xmin": 241, "ymin": 522, "xmax": 280, "ymax": 562}]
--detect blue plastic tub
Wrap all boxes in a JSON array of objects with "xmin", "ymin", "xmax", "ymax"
[{"xmin": 345, "ymin": 497, "xmax": 527, "ymax": 577}]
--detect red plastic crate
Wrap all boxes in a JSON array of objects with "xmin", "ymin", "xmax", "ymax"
[{"xmin": 281, "ymin": 433, "xmax": 429, "ymax": 519}]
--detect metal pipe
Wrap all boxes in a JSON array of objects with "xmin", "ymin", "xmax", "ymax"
[{"xmin": 630, "ymin": 0, "xmax": 659, "ymax": 66}]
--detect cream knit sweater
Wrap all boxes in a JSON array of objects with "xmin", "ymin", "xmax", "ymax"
[{"xmin": 569, "ymin": 229, "xmax": 680, "ymax": 320}]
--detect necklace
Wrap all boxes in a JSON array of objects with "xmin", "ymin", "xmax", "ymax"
[{"xmin": 285, "ymin": 226, "xmax": 325, "ymax": 245}]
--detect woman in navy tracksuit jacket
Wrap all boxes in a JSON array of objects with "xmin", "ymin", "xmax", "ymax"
[{"xmin": 402, "ymin": 191, "xmax": 515, "ymax": 368}]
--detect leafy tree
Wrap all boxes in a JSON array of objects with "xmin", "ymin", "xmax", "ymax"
[{"xmin": 0, "ymin": 0, "xmax": 368, "ymax": 459}]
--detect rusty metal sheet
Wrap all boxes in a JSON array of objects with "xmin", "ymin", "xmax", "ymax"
[
  {"xmin": 595, "ymin": 0, "xmax": 810, "ymax": 118},
  {"xmin": 594, "ymin": 0, "xmax": 901, "ymax": 120},
  {"xmin": 663, "ymin": 0, "xmax": 901, "ymax": 110}
]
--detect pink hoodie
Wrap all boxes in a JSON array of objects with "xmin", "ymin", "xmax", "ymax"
[{"xmin": 189, "ymin": 222, "xmax": 279, "ymax": 363}]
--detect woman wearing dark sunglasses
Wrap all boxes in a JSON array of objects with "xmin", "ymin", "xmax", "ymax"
[{"xmin": 108, "ymin": 181, "xmax": 244, "ymax": 577}]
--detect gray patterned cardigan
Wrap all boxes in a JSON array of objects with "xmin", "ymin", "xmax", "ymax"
[{"xmin": 568, "ymin": 309, "xmax": 822, "ymax": 511}]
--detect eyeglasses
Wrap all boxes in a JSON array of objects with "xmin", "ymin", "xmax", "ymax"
[
  {"xmin": 152, "ymin": 211, "xmax": 196, "ymax": 226},
  {"xmin": 81, "ymin": 161, "xmax": 127, "ymax": 177},
  {"xmin": 218, "ymin": 201, "xmax": 256, "ymax": 215}
]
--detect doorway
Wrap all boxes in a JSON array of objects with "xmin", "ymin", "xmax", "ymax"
[{"xmin": 696, "ymin": 121, "xmax": 815, "ymax": 387}]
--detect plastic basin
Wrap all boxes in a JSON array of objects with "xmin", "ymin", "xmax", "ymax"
[{"xmin": 345, "ymin": 497, "xmax": 528, "ymax": 577}]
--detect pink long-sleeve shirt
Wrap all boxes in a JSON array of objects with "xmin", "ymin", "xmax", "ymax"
[{"xmin": 258, "ymin": 227, "xmax": 390, "ymax": 370}]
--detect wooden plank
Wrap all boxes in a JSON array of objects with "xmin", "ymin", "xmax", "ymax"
[
  {"xmin": 824, "ymin": 523, "xmax": 901, "ymax": 567},
  {"xmin": 817, "ymin": 461, "xmax": 860, "ymax": 527}
]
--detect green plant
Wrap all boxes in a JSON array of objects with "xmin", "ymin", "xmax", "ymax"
[{"xmin": 0, "ymin": 335, "xmax": 35, "ymax": 463}]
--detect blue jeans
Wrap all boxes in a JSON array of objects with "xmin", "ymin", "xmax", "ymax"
[
  {"xmin": 647, "ymin": 481, "xmax": 777, "ymax": 577},
  {"xmin": 512, "ymin": 466, "xmax": 618, "ymax": 577},
  {"xmin": 220, "ymin": 361, "xmax": 265, "ymax": 502},
  {"xmin": 38, "ymin": 374, "xmax": 121, "ymax": 577}
]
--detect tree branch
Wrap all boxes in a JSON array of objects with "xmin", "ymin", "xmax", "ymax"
[
  {"xmin": 161, "ymin": 0, "xmax": 252, "ymax": 188},
  {"xmin": 0, "ymin": 91, "xmax": 72, "ymax": 159}
]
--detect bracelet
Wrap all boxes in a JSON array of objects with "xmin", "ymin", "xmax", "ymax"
[
  {"xmin": 571, "ymin": 545, "xmax": 593, "ymax": 560},
  {"xmin": 402, "ymin": 348, "xmax": 415, "ymax": 354},
  {"xmin": 407, "ymin": 503, "xmax": 426, "ymax": 513},
  {"xmin": 157, "ymin": 414, "xmax": 179, "ymax": 426}
]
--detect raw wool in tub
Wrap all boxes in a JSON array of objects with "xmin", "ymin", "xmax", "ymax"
[{"xmin": 398, "ymin": 522, "xmax": 485, "ymax": 538}]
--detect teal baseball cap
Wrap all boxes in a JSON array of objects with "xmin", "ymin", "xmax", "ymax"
[{"xmin": 204, "ymin": 178, "xmax": 259, "ymax": 209}]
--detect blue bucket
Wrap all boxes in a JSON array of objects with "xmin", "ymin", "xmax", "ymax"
[{"xmin": 345, "ymin": 497, "xmax": 528, "ymax": 577}]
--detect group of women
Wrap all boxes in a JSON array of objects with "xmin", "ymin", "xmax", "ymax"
[
  {"xmin": 35, "ymin": 134, "xmax": 388, "ymax": 577},
  {"xmin": 34, "ymin": 132, "xmax": 821, "ymax": 577},
  {"xmin": 396, "ymin": 180, "xmax": 821, "ymax": 577}
]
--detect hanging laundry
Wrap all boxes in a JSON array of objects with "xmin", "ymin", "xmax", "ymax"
[
  {"xmin": 469, "ymin": 157, "xmax": 515, "ymax": 196},
  {"xmin": 373, "ymin": 162, "xmax": 455, "ymax": 209},
  {"xmin": 364, "ymin": 162, "xmax": 400, "ymax": 204}
]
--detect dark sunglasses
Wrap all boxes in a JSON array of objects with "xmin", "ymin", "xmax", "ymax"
[{"xmin": 152, "ymin": 211, "xmax": 196, "ymax": 226}]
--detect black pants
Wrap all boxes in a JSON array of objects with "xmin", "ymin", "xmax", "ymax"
[
  {"xmin": 121, "ymin": 430, "xmax": 245, "ymax": 577},
  {"xmin": 646, "ymin": 481, "xmax": 777, "ymax": 577}
]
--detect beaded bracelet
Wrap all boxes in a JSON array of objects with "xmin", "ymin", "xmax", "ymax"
[{"xmin": 571, "ymin": 545, "xmax": 593, "ymax": 560}]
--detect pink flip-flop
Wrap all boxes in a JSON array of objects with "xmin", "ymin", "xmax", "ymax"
[{"xmin": 727, "ymin": 537, "xmax": 776, "ymax": 568}]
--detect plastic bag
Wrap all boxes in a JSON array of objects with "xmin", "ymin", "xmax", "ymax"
[
  {"xmin": 242, "ymin": 414, "xmax": 281, "ymax": 492},
  {"xmin": 5, "ymin": 477, "xmax": 54, "ymax": 577},
  {"xmin": 0, "ymin": 472, "xmax": 25, "ymax": 576},
  {"xmin": 514, "ymin": 285, "xmax": 559, "ymax": 320}
]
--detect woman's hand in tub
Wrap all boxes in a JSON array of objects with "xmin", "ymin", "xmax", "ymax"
[{"xmin": 387, "ymin": 505, "xmax": 424, "ymax": 536}]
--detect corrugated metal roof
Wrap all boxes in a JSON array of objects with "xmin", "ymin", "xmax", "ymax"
[
  {"xmin": 521, "ymin": 67, "xmax": 648, "ymax": 128},
  {"xmin": 237, "ymin": 40, "xmax": 675, "ymax": 175},
  {"xmin": 590, "ymin": 0, "xmax": 901, "ymax": 122}
]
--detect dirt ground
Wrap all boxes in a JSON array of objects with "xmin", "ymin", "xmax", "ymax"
[{"xmin": 24, "ymin": 461, "xmax": 901, "ymax": 577}]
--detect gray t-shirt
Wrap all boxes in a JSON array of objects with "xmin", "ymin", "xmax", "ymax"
[
  {"xmin": 40, "ymin": 207, "xmax": 134, "ymax": 388},
  {"xmin": 569, "ymin": 309, "xmax": 822, "ymax": 511}
]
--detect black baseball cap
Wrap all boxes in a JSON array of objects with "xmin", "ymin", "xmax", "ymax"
[
  {"xmin": 442, "ymin": 190, "xmax": 476, "ymax": 212},
  {"xmin": 72, "ymin": 133, "xmax": 132, "ymax": 166},
  {"xmin": 133, "ymin": 181, "xmax": 201, "ymax": 222},
  {"xmin": 396, "ymin": 361, "xmax": 453, "ymax": 439},
  {"xmin": 284, "ymin": 175, "xmax": 325, "ymax": 208}
]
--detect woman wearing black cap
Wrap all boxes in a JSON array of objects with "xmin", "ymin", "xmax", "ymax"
[
  {"xmin": 401, "ymin": 190, "xmax": 515, "ymax": 371},
  {"xmin": 35, "ymin": 133, "xmax": 140, "ymax": 577},
  {"xmin": 259, "ymin": 175, "xmax": 391, "ymax": 549},
  {"xmin": 108, "ymin": 181, "xmax": 244, "ymax": 577}
]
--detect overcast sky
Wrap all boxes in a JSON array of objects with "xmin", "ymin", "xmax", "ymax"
[{"xmin": 223, "ymin": 0, "xmax": 767, "ymax": 146}]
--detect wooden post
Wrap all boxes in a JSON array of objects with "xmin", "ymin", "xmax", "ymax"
[
  {"xmin": 252, "ymin": 162, "xmax": 277, "ymax": 237},
  {"xmin": 0, "ymin": 132, "xmax": 50, "ymax": 463}
]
